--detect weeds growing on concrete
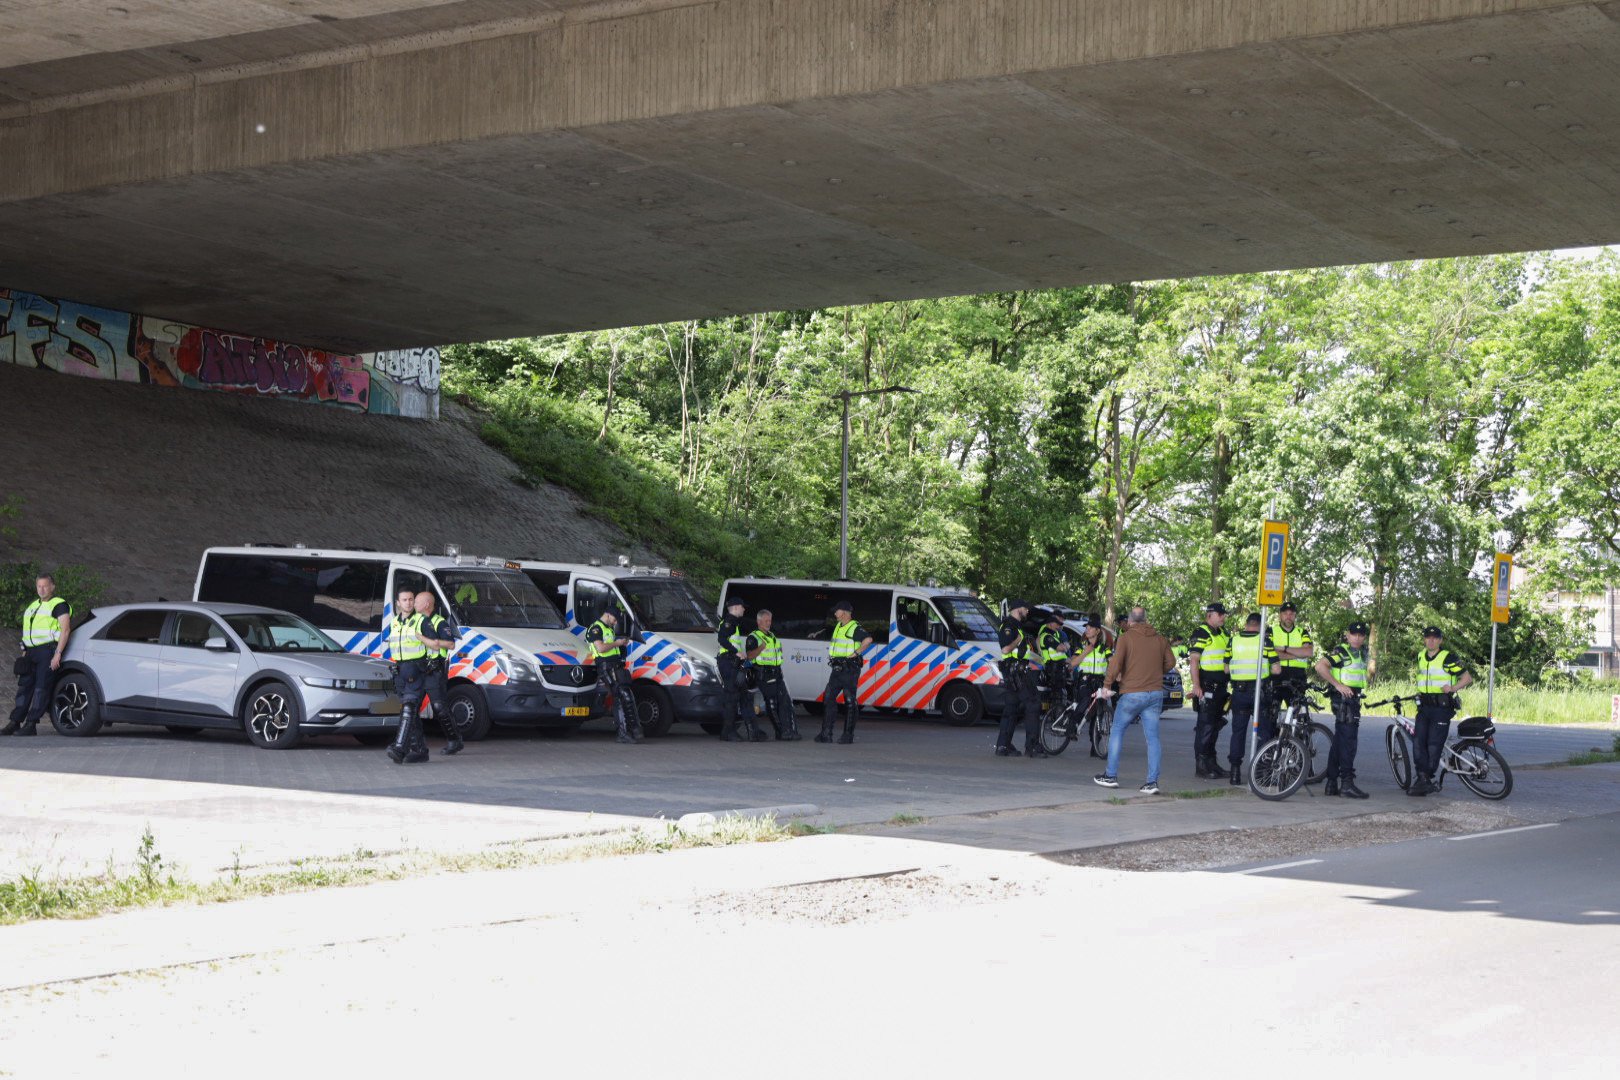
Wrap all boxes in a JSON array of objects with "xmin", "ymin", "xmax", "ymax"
[
  {"xmin": 1562, "ymin": 733, "xmax": 1620, "ymax": 767},
  {"xmin": 885, "ymin": 813, "xmax": 926, "ymax": 826},
  {"xmin": 1106, "ymin": 796, "xmax": 1129, "ymax": 806},
  {"xmin": 1170, "ymin": 788, "xmax": 1230, "ymax": 800}
]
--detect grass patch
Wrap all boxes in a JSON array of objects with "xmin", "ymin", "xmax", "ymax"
[
  {"xmin": 1365, "ymin": 680, "xmax": 1619, "ymax": 725},
  {"xmin": 786, "ymin": 822, "xmax": 839, "ymax": 836},
  {"xmin": 1562, "ymin": 733, "xmax": 1620, "ymax": 767},
  {"xmin": 1170, "ymin": 788, "xmax": 1230, "ymax": 800},
  {"xmin": 0, "ymin": 817, "xmax": 792, "ymax": 926},
  {"xmin": 885, "ymin": 813, "xmax": 927, "ymax": 826},
  {"xmin": 1106, "ymin": 796, "xmax": 1129, "ymax": 806}
]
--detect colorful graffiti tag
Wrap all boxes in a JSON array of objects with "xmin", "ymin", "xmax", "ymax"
[{"xmin": 0, "ymin": 287, "xmax": 439, "ymax": 418}]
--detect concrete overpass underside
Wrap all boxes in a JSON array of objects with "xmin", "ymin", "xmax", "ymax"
[{"xmin": 4, "ymin": 0, "xmax": 1620, "ymax": 352}]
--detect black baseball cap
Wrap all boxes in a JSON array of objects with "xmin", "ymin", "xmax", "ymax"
[
  {"xmin": 1044, "ymin": 611, "xmax": 1064, "ymax": 624},
  {"xmin": 1086, "ymin": 613, "xmax": 1102, "ymax": 625},
  {"xmin": 1007, "ymin": 598, "xmax": 1031, "ymax": 611},
  {"xmin": 1421, "ymin": 625, "xmax": 1443, "ymax": 638},
  {"xmin": 1347, "ymin": 621, "xmax": 1369, "ymax": 635},
  {"xmin": 1205, "ymin": 602, "xmax": 1228, "ymax": 615},
  {"xmin": 726, "ymin": 596, "xmax": 747, "ymax": 609},
  {"xmin": 1279, "ymin": 602, "xmax": 1298, "ymax": 613},
  {"xmin": 833, "ymin": 599, "xmax": 854, "ymax": 613}
]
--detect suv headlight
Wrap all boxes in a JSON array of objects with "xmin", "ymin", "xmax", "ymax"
[
  {"xmin": 495, "ymin": 654, "xmax": 539, "ymax": 682},
  {"xmin": 301, "ymin": 676, "xmax": 392, "ymax": 691},
  {"xmin": 684, "ymin": 657, "xmax": 720, "ymax": 684}
]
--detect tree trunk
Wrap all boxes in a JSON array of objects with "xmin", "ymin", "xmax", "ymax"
[{"xmin": 1210, "ymin": 429, "xmax": 1230, "ymax": 598}]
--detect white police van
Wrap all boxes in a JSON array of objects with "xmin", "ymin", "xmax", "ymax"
[
  {"xmin": 514, "ymin": 559, "xmax": 725, "ymax": 736},
  {"xmin": 716, "ymin": 578, "xmax": 1008, "ymax": 724},
  {"xmin": 194, "ymin": 546, "xmax": 599, "ymax": 738}
]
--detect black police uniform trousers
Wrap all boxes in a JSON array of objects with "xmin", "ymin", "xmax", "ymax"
[
  {"xmin": 597, "ymin": 660, "xmax": 640, "ymax": 735},
  {"xmin": 1043, "ymin": 661, "xmax": 1070, "ymax": 712},
  {"xmin": 6, "ymin": 644, "xmax": 58, "ymax": 732},
  {"xmin": 717, "ymin": 653, "xmax": 751, "ymax": 738},
  {"xmin": 1413, "ymin": 695, "xmax": 1457, "ymax": 782},
  {"xmin": 1192, "ymin": 673, "xmax": 1230, "ymax": 761},
  {"xmin": 390, "ymin": 659, "xmax": 429, "ymax": 755},
  {"xmin": 995, "ymin": 663, "xmax": 1041, "ymax": 750},
  {"xmin": 1325, "ymin": 689, "xmax": 1362, "ymax": 781},
  {"xmin": 1272, "ymin": 670, "xmax": 1308, "ymax": 717},
  {"xmin": 758, "ymin": 667, "xmax": 795, "ymax": 737},
  {"xmin": 823, "ymin": 661, "xmax": 861, "ymax": 735},
  {"xmin": 1227, "ymin": 679, "xmax": 1276, "ymax": 768},
  {"xmin": 1071, "ymin": 674, "xmax": 1104, "ymax": 730},
  {"xmin": 422, "ymin": 658, "xmax": 450, "ymax": 729}
]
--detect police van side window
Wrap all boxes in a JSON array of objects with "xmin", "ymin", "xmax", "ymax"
[
  {"xmin": 523, "ymin": 570, "xmax": 570, "ymax": 610},
  {"xmin": 741, "ymin": 586, "xmax": 891, "ymax": 643},
  {"xmin": 573, "ymin": 580, "xmax": 614, "ymax": 627},
  {"xmin": 198, "ymin": 555, "xmax": 384, "ymax": 631},
  {"xmin": 896, "ymin": 597, "xmax": 948, "ymax": 645},
  {"xmin": 392, "ymin": 571, "xmax": 446, "ymax": 616}
]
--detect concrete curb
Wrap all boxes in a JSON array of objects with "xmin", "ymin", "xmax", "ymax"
[{"xmin": 676, "ymin": 804, "xmax": 821, "ymax": 829}]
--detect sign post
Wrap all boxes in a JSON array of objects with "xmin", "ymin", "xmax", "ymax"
[
  {"xmin": 1489, "ymin": 553, "xmax": 1512, "ymax": 718},
  {"xmin": 1247, "ymin": 515, "xmax": 1290, "ymax": 777}
]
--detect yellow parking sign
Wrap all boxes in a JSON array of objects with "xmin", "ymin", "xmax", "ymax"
[
  {"xmin": 1257, "ymin": 520, "xmax": 1290, "ymax": 607},
  {"xmin": 1491, "ymin": 553, "xmax": 1512, "ymax": 624}
]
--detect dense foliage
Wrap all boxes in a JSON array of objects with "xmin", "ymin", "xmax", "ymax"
[{"xmin": 445, "ymin": 252, "xmax": 1620, "ymax": 681}]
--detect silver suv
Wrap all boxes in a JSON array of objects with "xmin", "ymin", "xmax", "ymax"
[{"xmin": 51, "ymin": 603, "xmax": 400, "ymax": 749}]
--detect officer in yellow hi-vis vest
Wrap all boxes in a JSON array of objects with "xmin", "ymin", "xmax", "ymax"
[
  {"xmin": 6, "ymin": 573, "xmax": 72, "ymax": 737},
  {"xmin": 1409, "ymin": 626, "xmax": 1472, "ymax": 796},
  {"xmin": 1186, "ymin": 602, "xmax": 1231, "ymax": 779},
  {"xmin": 1226, "ymin": 612, "xmax": 1280, "ymax": 786},
  {"xmin": 817, "ymin": 599, "xmax": 872, "ymax": 744},
  {"xmin": 1037, "ymin": 611, "xmax": 1073, "ymax": 713},
  {"xmin": 385, "ymin": 588, "xmax": 431, "ymax": 764},
  {"xmin": 1065, "ymin": 614, "xmax": 1113, "ymax": 758},
  {"xmin": 1267, "ymin": 601, "xmax": 1314, "ymax": 722},
  {"xmin": 587, "ymin": 607, "xmax": 643, "ymax": 744},
  {"xmin": 1315, "ymin": 621, "xmax": 1370, "ymax": 799},
  {"xmin": 714, "ymin": 596, "xmax": 752, "ymax": 742},
  {"xmin": 414, "ymin": 591, "xmax": 463, "ymax": 757},
  {"xmin": 747, "ymin": 609, "xmax": 801, "ymax": 741}
]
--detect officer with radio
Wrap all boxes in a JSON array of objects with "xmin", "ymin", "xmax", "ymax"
[
  {"xmin": 995, "ymin": 600, "xmax": 1044, "ymax": 758},
  {"xmin": 5, "ymin": 573, "xmax": 72, "ymax": 737},
  {"xmin": 385, "ymin": 588, "xmax": 431, "ymax": 765},
  {"xmin": 1186, "ymin": 602, "xmax": 1232, "ymax": 779},
  {"xmin": 1066, "ymin": 614, "xmax": 1112, "ymax": 757},
  {"xmin": 587, "ymin": 608, "xmax": 644, "ymax": 744},
  {"xmin": 1315, "ymin": 621, "xmax": 1370, "ymax": 798},
  {"xmin": 414, "ymin": 591, "xmax": 462, "ymax": 756},
  {"xmin": 715, "ymin": 596, "xmax": 751, "ymax": 742},
  {"xmin": 1037, "ymin": 611, "xmax": 1072, "ymax": 713},
  {"xmin": 1410, "ymin": 626, "xmax": 1472, "ymax": 796},
  {"xmin": 747, "ymin": 609, "xmax": 801, "ymax": 741},
  {"xmin": 1226, "ymin": 612, "xmax": 1280, "ymax": 785},
  {"xmin": 817, "ymin": 599, "xmax": 872, "ymax": 744},
  {"xmin": 1268, "ymin": 601, "xmax": 1314, "ymax": 721}
]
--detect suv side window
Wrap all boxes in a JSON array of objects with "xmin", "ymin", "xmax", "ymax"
[
  {"xmin": 103, "ymin": 609, "xmax": 168, "ymax": 644},
  {"xmin": 172, "ymin": 612, "xmax": 229, "ymax": 649}
]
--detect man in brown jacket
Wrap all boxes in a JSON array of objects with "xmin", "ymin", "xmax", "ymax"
[{"xmin": 1092, "ymin": 606, "xmax": 1176, "ymax": 794}]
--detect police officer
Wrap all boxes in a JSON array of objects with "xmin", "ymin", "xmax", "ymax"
[
  {"xmin": 1186, "ymin": 602, "xmax": 1231, "ymax": 779},
  {"xmin": 746, "ymin": 609, "xmax": 801, "ymax": 741},
  {"xmin": 385, "ymin": 588, "xmax": 431, "ymax": 764},
  {"xmin": 994, "ymin": 600, "xmax": 1045, "ymax": 758},
  {"xmin": 587, "ymin": 608, "xmax": 643, "ymax": 744},
  {"xmin": 1065, "ymin": 614, "xmax": 1112, "ymax": 757},
  {"xmin": 818, "ymin": 600, "xmax": 872, "ymax": 744},
  {"xmin": 715, "ymin": 596, "xmax": 751, "ymax": 742},
  {"xmin": 1268, "ymin": 601, "xmax": 1314, "ymax": 721},
  {"xmin": 1315, "ymin": 621, "xmax": 1370, "ymax": 799},
  {"xmin": 1226, "ymin": 612, "xmax": 1280, "ymax": 785},
  {"xmin": 414, "ymin": 591, "xmax": 463, "ymax": 756},
  {"xmin": 5, "ymin": 573, "xmax": 72, "ymax": 737},
  {"xmin": 1037, "ymin": 611, "xmax": 1072, "ymax": 713},
  {"xmin": 1410, "ymin": 626, "xmax": 1472, "ymax": 796}
]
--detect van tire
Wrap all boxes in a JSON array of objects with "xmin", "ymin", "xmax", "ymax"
[
  {"xmin": 446, "ymin": 684, "xmax": 493, "ymax": 741},
  {"xmin": 634, "ymin": 682, "xmax": 675, "ymax": 737},
  {"xmin": 937, "ymin": 683, "xmax": 983, "ymax": 727}
]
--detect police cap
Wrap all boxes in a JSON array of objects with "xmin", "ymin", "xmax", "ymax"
[
  {"xmin": 726, "ymin": 596, "xmax": 748, "ymax": 610},
  {"xmin": 1007, "ymin": 598, "xmax": 1031, "ymax": 612},
  {"xmin": 1347, "ymin": 621, "xmax": 1370, "ymax": 635},
  {"xmin": 833, "ymin": 599, "xmax": 855, "ymax": 614},
  {"xmin": 1421, "ymin": 625, "xmax": 1444, "ymax": 639},
  {"xmin": 1205, "ymin": 602, "xmax": 1228, "ymax": 615},
  {"xmin": 1279, "ymin": 602, "xmax": 1298, "ymax": 614},
  {"xmin": 1044, "ymin": 610, "xmax": 1064, "ymax": 624}
]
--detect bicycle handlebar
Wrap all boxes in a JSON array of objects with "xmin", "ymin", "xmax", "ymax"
[{"xmin": 1362, "ymin": 694, "xmax": 1417, "ymax": 709}]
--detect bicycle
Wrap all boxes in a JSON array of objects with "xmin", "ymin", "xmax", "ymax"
[
  {"xmin": 1039, "ymin": 688, "xmax": 1113, "ymax": 757},
  {"xmin": 1246, "ymin": 684, "xmax": 1335, "ymax": 801},
  {"xmin": 1364, "ymin": 694, "xmax": 1513, "ymax": 800}
]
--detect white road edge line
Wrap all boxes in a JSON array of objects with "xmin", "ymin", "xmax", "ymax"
[
  {"xmin": 1447, "ymin": 822, "xmax": 1559, "ymax": 842},
  {"xmin": 1236, "ymin": 858, "xmax": 1323, "ymax": 875}
]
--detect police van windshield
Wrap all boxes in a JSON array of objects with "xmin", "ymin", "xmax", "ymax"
[
  {"xmin": 617, "ymin": 577, "xmax": 718, "ymax": 633},
  {"xmin": 934, "ymin": 596, "xmax": 999, "ymax": 641},
  {"xmin": 434, "ymin": 569, "xmax": 564, "ymax": 629}
]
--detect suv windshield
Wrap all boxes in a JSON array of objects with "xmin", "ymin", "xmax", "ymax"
[
  {"xmin": 434, "ymin": 569, "xmax": 564, "ymax": 629},
  {"xmin": 618, "ymin": 577, "xmax": 718, "ymax": 633},
  {"xmin": 224, "ymin": 612, "xmax": 344, "ymax": 653},
  {"xmin": 934, "ymin": 595, "xmax": 999, "ymax": 642}
]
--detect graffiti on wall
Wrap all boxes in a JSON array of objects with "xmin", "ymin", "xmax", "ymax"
[{"xmin": 0, "ymin": 287, "xmax": 439, "ymax": 418}]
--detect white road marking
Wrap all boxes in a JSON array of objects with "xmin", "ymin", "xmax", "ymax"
[
  {"xmin": 1447, "ymin": 822, "xmax": 1558, "ymax": 842},
  {"xmin": 1236, "ymin": 858, "xmax": 1323, "ymax": 874}
]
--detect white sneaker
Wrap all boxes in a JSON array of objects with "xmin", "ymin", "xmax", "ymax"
[
  {"xmin": 1139, "ymin": 781, "xmax": 1160, "ymax": 795},
  {"xmin": 1093, "ymin": 774, "xmax": 1119, "ymax": 788}
]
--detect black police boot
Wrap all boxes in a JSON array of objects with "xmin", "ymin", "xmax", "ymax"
[
  {"xmin": 629, "ymin": 716, "xmax": 645, "ymax": 743},
  {"xmin": 0, "ymin": 717, "xmax": 18, "ymax": 736},
  {"xmin": 837, "ymin": 710, "xmax": 858, "ymax": 744},
  {"xmin": 1407, "ymin": 775, "xmax": 1430, "ymax": 796},
  {"xmin": 1025, "ymin": 740, "xmax": 1050, "ymax": 758},
  {"xmin": 1228, "ymin": 764, "xmax": 1243, "ymax": 786},
  {"xmin": 15, "ymin": 720, "xmax": 37, "ymax": 736},
  {"xmin": 1206, "ymin": 757, "xmax": 1230, "ymax": 780},
  {"xmin": 747, "ymin": 712, "xmax": 770, "ymax": 742},
  {"xmin": 719, "ymin": 716, "xmax": 741, "ymax": 742},
  {"xmin": 1324, "ymin": 776, "xmax": 1340, "ymax": 797},
  {"xmin": 1340, "ymin": 777, "xmax": 1369, "ymax": 799},
  {"xmin": 781, "ymin": 712, "xmax": 803, "ymax": 742},
  {"xmin": 615, "ymin": 708, "xmax": 636, "ymax": 744},
  {"xmin": 387, "ymin": 705, "xmax": 414, "ymax": 764},
  {"xmin": 815, "ymin": 712, "xmax": 836, "ymax": 743},
  {"xmin": 994, "ymin": 744, "xmax": 1022, "ymax": 757},
  {"xmin": 404, "ymin": 709, "xmax": 430, "ymax": 764},
  {"xmin": 441, "ymin": 713, "xmax": 464, "ymax": 756}
]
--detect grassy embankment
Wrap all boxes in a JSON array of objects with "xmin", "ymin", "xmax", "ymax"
[{"xmin": 1362, "ymin": 680, "xmax": 1618, "ymax": 725}]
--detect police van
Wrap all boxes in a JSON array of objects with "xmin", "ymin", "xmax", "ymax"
[
  {"xmin": 717, "ymin": 578, "xmax": 1007, "ymax": 724},
  {"xmin": 194, "ymin": 546, "xmax": 599, "ymax": 739},
  {"xmin": 514, "ymin": 559, "xmax": 726, "ymax": 736}
]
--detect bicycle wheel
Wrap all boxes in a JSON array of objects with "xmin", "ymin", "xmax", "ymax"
[
  {"xmin": 1386, "ymin": 726, "xmax": 1412, "ymax": 792},
  {"xmin": 1249, "ymin": 736, "xmax": 1307, "ymax": 801},
  {"xmin": 1040, "ymin": 702, "xmax": 1076, "ymax": 755},
  {"xmin": 1087, "ymin": 700, "xmax": 1114, "ymax": 759},
  {"xmin": 1303, "ymin": 721, "xmax": 1334, "ymax": 785},
  {"xmin": 1453, "ymin": 742, "xmax": 1513, "ymax": 801}
]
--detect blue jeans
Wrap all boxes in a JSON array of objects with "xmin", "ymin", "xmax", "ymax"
[{"xmin": 1105, "ymin": 690, "xmax": 1163, "ymax": 783}]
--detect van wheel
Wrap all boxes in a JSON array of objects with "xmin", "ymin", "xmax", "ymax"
[
  {"xmin": 937, "ymin": 683, "xmax": 983, "ymax": 727},
  {"xmin": 634, "ymin": 682, "xmax": 675, "ymax": 737},
  {"xmin": 446, "ymin": 684, "xmax": 493, "ymax": 741},
  {"xmin": 243, "ymin": 681, "xmax": 303, "ymax": 749},
  {"xmin": 51, "ymin": 672, "xmax": 105, "ymax": 737}
]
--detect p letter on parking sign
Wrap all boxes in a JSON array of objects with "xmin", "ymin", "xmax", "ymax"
[{"xmin": 1257, "ymin": 521, "xmax": 1290, "ymax": 608}]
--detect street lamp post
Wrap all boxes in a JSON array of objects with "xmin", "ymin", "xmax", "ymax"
[{"xmin": 833, "ymin": 384, "xmax": 918, "ymax": 578}]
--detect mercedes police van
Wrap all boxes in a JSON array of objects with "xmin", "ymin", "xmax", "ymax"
[
  {"xmin": 514, "ymin": 559, "xmax": 726, "ymax": 736},
  {"xmin": 716, "ymin": 578, "xmax": 1007, "ymax": 725},
  {"xmin": 194, "ymin": 546, "xmax": 599, "ymax": 739}
]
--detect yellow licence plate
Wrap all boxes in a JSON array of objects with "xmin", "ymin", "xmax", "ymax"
[{"xmin": 564, "ymin": 706, "xmax": 591, "ymax": 717}]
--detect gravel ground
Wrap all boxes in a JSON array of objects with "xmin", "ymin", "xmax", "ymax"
[
  {"xmin": 688, "ymin": 866, "xmax": 1041, "ymax": 926},
  {"xmin": 1052, "ymin": 800, "xmax": 1520, "ymax": 871}
]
